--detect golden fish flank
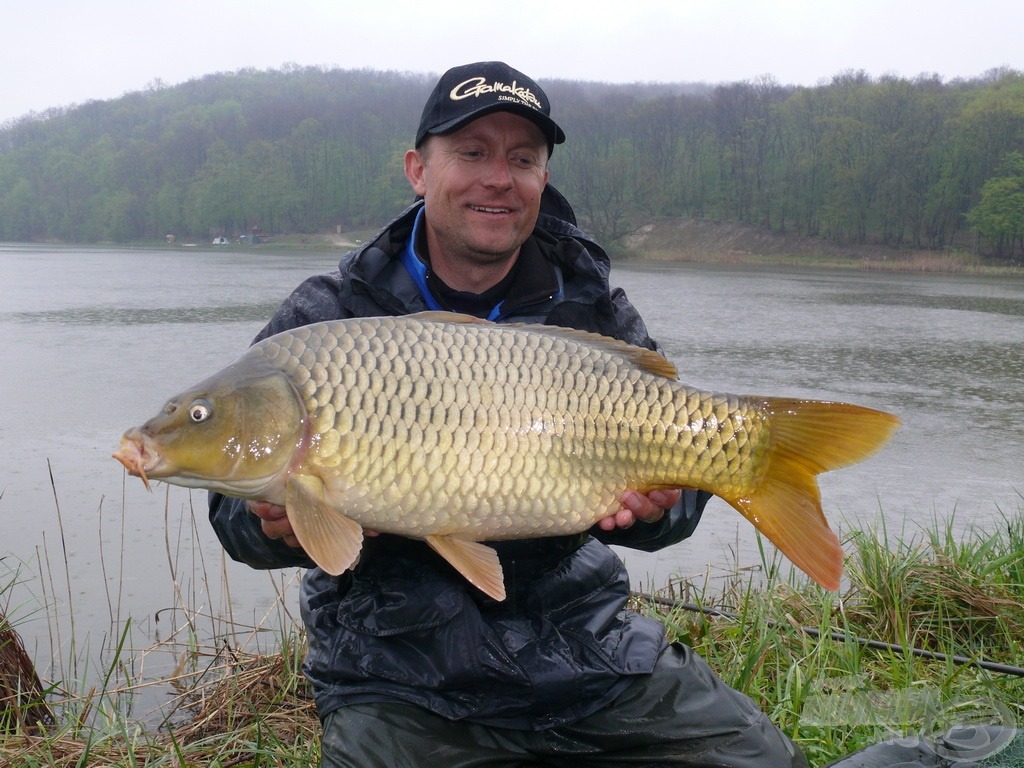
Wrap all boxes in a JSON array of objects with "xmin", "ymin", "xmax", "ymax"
[{"xmin": 114, "ymin": 311, "xmax": 900, "ymax": 601}]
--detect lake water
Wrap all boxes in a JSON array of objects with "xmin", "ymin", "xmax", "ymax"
[{"xmin": 1, "ymin": 243, "xmax": 1022, "ymax": 712}]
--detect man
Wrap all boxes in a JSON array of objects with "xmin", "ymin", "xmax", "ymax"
[{"xmin": 209, "ymin": 61, "xmax": 808, "ymax": 766}]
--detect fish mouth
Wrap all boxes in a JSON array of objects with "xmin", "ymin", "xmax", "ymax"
[{"xmin": 112, "ymin": 431, "xmax": 160, "ymax": 491}]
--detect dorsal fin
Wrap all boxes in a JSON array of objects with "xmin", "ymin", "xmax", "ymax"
[
  {"xmin": 405, "ymin": 311, "xmax": 679, "ymax": 380},
  {"xmin": 412, "ymin": 310, "xmax": 488, "ymax": 325}
]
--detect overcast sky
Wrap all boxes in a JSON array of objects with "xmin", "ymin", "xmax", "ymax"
[{"xmin": 2, "ymin": 0, "xmax": 1021, "ymax": 125}]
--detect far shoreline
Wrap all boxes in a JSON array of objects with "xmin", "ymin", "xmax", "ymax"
[
  {"xmin": 615, "ymin": 218, "xmax": 1024, "ymax": 276},
  {"xmin": 11, "ymin": 218, "xmax": 1024, "ymax": 277},
  {"xmin": 617, "ymin": 248, "xmax": 1024, "ymax": 276}
]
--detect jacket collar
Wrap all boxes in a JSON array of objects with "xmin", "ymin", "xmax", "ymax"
[
  {"xmin": 341, "ymin": 200, "xmax": 603, "ymax": 320},
  {"xmin": 398, "ymin": 206, "xmax": 563, "ymax": 321}
]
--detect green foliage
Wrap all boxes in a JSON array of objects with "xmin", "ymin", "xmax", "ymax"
[
  {"xmin": 967, "ymin": 152, "xmax": 1024, "ymax": 257},
  {"xmin": 1, "ymin": 66, "xmax": 1023, "ymax": 258},
  {"xmin": 0, "ymin": 67, "xmax": 431, "ymax": 243}
]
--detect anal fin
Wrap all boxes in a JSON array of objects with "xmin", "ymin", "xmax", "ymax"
[
  {"xmin": 426, "ymin": 535, "xmax": 506, "ymax": 601},
  {"xmin": 286, "ymin": 475, "xmax": 363, "ymax": 576}
]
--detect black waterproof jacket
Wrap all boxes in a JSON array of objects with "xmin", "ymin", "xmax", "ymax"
[{"xmin": 208, "ymin": 199, "xmax": 710, "ymax": 730}]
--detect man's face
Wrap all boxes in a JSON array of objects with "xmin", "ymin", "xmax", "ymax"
[{"xmin": 404, "ymin": 111, "xmax": 550, "ymax": 276}]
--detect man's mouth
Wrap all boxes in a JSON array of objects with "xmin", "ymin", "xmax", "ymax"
[{"xmin": 470, "ymin": 205, "xmax": 512, "ymax": 214}]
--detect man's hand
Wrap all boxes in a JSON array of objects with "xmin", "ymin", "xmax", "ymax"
[
  {"xmin": 247, "ymin": 501, "xmax": 303, "ymax": 548},
  {"xmin": 596, "ymin": 489, "xmax": 682, "ymax": 532}
]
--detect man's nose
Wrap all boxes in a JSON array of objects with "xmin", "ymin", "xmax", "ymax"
[{"xmin": 481, "ymin": 156, "xmax": 514, "ymax": 188}]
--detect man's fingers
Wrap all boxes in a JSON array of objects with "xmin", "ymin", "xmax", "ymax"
[
  {"xmin": 247, "ymin": 500, "xmax": 287, "ymax": 521},
  {"xmin": 646, "ymin": 488, "xmax": 682, "ymax": 510},
  {"xmin": 619, "ymin": 490, "xmax": 666, "ymax": 524},
  {"xmin": 597, "ymin": 508, "xmax": 635, "ymax": 531},
  {"xmin": 246, "ymin": 501, "xmax": 302, "ymax": 546}
]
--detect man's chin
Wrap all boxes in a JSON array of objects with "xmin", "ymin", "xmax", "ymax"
[{"xmin": 467, "ymin": 226, "xmax": 532, "ymax": 256}]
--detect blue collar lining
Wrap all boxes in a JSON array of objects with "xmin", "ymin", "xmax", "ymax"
[{"xmin": 399, "ymin": 207, "xmax": 508, "ymax": 321}]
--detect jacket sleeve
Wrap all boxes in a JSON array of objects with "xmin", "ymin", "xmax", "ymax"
[
  {"xmin": 208, "ymin": 492, "xmax": 317, "ymax": 570},
  {"xmin": 608, "ymin": 286, "xmax": 659, "ymax": 350},
  {"xmin": 207, "ymin": 269, "xmax": 349, "ymax": 570}
]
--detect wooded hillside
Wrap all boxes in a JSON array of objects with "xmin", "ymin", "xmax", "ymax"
[{"xmin": 1, "ymin": 65, "xmax": 1022, "ymax": 258}]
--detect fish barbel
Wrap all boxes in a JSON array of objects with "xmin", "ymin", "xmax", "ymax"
[{"xmin": 113, "ymin": 311, "xmax": 899, "ymax": 600}]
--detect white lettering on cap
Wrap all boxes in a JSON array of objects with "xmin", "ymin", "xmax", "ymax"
[{"xmin": 449, "ymin": 77, "xmax": 544, "ymax": 111}]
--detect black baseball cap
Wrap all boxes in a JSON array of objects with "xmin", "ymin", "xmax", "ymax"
[{"xmin": 415, "ymin": 61, "xmax": 566, "ymax": 151}]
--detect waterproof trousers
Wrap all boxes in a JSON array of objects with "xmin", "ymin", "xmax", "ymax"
[{"xmin": 319, "ymin": 642, "xmax": 808, "ymax": 767}]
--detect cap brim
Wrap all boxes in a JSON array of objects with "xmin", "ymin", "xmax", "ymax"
[{"xmin": 421, "ymin": 102, "xmax": 566, "ymax": 147}]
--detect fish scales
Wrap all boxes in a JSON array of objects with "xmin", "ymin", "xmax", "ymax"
[
  {"xmin": 252, "ymin": 315, "xmax": 764, "ymax": 540},
  {"xmin": 114, "ymin": 311, "xmax": 901, "ymax": 599}
]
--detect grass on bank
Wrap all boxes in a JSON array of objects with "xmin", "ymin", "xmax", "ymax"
[
  {"xmin": 1, "ymin": 513, "xmax": 1022, "ymax": 767},
  {"xmin": 641, "ymin": 512, "xmax": 1024, "ymax": 766}
]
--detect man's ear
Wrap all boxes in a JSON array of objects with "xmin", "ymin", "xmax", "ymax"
[{"xmin": 404, "ymin": 148, "xmax": 427, "ymax": 197}]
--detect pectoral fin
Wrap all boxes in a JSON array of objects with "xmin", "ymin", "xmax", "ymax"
[
  {"xmin": 426, "ymin": 535, "xmax": 506, "ymax": 601},
  {"xmin": 285, "ymin": 475, "xmax": 363, "ymax": 576}
]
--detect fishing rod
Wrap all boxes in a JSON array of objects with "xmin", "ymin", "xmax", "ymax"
[{"xmin": 635, "ymin": 593, "xmax": 1024, "ymax": 678}]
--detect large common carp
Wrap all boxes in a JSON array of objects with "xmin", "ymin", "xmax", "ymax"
[{"xmin": 114, "ymin": 311, "xmax": 899, "ymax": 600}]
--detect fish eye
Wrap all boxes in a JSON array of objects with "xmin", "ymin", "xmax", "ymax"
[{"xmin": 188, "ymin": 400, "xmax": 212, "ymax": 423}]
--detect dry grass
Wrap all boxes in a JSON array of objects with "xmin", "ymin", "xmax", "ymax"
[
  {"xmin": 0, "ymin": 610, "xmax": 55, "ymax": 732},
  {"xmin": 0, "ymin": 637, "xmax": 320, "ymax": 766},
  {"xmin": 0, "ymin": 473, "xmax": 319, "ymax": 766},
  {"xmin": 168, "ymin": 636, "xmax": 318, "ymax": 748}
]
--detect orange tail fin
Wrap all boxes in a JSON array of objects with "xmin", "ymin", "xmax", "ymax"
[{"xmin": 725, "ymin": 399, "xmax": 900, "ymax": 590}]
